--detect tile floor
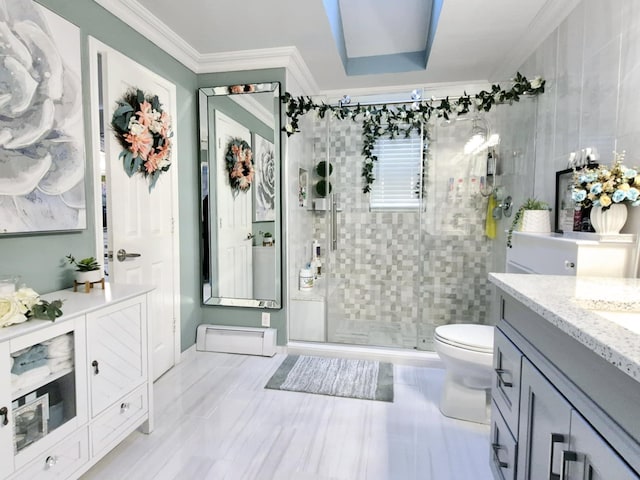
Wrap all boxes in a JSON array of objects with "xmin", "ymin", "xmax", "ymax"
[{"xmin": 82, "ymin": 350, "xmax": 493, "ymax": 480}]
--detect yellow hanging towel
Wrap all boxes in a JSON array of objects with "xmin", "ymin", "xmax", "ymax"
[{"xmin": 485, "ymin": 194, "xmax": 497, "ymax": 239}]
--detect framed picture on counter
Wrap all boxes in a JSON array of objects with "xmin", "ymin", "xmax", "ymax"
[{"xmin": 555, "ymin": 164, "xmax": 598, "ymax": 233}]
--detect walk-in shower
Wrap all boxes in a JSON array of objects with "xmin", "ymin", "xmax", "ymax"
[{"xmin": 288, "ymin": 96, "xmax": 538, "ymax": 352}]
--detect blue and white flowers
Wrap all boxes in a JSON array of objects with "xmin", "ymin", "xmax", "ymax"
[{"xmin": 572, "ymin": 152, "xmax": 640, "ymax": 210}]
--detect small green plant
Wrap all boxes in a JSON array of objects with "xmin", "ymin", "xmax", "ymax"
[
  {"xmin": 507, "ymin": 198, "xmax": 549, "ymax": 248},
  {"xmin": 66, "ymin": 254, "xmax": 101, "ymax": 272},
  {"xmin": 259, "ymin": 231, "xmax": 272, "ymax": 238}
]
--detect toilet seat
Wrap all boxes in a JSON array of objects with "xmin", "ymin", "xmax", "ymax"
[{"xmin": 435, "ymin": 324, "xmax": 494, "ymax": 353}]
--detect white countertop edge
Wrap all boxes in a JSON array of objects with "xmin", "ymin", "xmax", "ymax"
[
  {"xmin": 489, "ymin": 273, "xmax": 640, "ymax": 382},
  {"xmin": 0, "ymin": 283, "xmax": 155, "ymax": 343}
]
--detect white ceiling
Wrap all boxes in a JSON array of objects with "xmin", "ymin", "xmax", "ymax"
[{"xmin": 103, "ymin": 0, "xmax": 580, "ymax": 93}]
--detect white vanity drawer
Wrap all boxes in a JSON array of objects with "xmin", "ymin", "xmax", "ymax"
[
  {"xmin": 507, "ymin": 233, "xmax": 577, "ymax": 275},
  {"xmin": 492, "ymin": 327, "xmax": 522, "ymax": 435},
  {"xmin": 10, "ymin": 428, "xmax": 88, "ymax": 480},
  {"xmin": 90, "ymin": 386, "xmax": 147, "ymax": 456}
]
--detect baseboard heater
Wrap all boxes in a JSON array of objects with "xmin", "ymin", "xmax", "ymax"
[{"xmin": 196, "ymin": 325, "xmax": 277, "ymax": 357}]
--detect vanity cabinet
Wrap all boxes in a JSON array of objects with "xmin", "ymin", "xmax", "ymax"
[
  {"xmin": 506, "ymin": 231, "xmax": 636, "ymax": 276},
  {"xmin": 0, "ymin": 284, "xmax": 153, "ymax": 480},
  {"xmin": 490, "ymin": 291, "xmax": 640, "ymax": 480}
]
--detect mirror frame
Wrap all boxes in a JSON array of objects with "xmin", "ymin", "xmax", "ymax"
[{"xmin": 198, "ymin": 82, "xmax": 282, "ymax": 309}]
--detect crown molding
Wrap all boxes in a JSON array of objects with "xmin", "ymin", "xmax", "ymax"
[
  {"xmin": 95, "ymin": 0, "xmax": 319, "ymax": 92},
  {"xmin": 94, "ymin": 0, "xmax": 201, "ymax": 72},
  {"xmin": 490, "ymin": 0, "xmax": 582, "ymax": 80}
]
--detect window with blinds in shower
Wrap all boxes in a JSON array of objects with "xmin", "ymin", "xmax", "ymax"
[{"xmin": 369, "ymin": 128, "xmax": 424, "ymax": 211}]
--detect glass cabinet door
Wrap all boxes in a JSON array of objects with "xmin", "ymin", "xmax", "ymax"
[
  {"xmin": 10, "ymin": 331, "xmax": 77, "ymax": 456},
  {"xmin": 0, "ymin": 342, "xmax": 14, "ymax": 478}
]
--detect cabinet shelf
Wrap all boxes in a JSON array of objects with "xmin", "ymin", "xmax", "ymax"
[{"xmin": 11, "ymin": 367, "xmax": 73, "ymax": 401}]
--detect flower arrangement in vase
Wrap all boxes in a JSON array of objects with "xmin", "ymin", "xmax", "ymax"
[
  {"xmin": 572, "ymin": 151, "xmax": 639, "ymax": 234},
  {"xmin": 0, "ymin": 276, "xmax": 63, "ymax": 327}
]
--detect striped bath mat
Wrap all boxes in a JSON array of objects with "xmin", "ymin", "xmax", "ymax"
[{"xmin": 265, "ymin": 354, "xmax": 393, "ymax": 402}]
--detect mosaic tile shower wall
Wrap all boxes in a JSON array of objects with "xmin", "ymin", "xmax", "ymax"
[{"xmin": 311, "ymin": 115, "xmax": 495, "ymax": 350}]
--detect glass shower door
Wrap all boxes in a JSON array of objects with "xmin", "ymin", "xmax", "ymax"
[{"xmin": 320, "ymin": 116, "xmax": 423, "ymax": 349}]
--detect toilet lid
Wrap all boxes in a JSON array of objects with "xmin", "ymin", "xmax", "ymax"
[{"xmin": 435, "ymin": 324, "xmax": 494, "ymax": 353}]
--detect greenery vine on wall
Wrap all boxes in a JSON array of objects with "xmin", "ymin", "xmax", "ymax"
[{"xmin": 281, "ymin": 72, "xmax": 545, "ymax": 193}]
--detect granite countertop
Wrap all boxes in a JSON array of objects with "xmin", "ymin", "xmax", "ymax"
[{"xmin": 489, "ymin": 273, "xmax": 640, "ymax": 382}]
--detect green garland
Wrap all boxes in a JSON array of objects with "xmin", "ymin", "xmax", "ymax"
[{"xmin": 281, "ymin": 72, "xmax": 545, "ymax": 193}]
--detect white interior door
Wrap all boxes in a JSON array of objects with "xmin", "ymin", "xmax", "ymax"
[
  {"xmin": 89, "ymin": 39, "xmax": 180, "ymax": 381},
  {"xmin": 214, "ymin": 111, "xmax": 253, "ymax": 298}
]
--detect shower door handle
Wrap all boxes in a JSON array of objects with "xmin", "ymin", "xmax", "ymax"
[{"xmin": 331, "ymin": 194, "xmax": 338, "ymax": 251}]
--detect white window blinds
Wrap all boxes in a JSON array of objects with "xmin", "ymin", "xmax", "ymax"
[{"xmin": 369, "ymin": 130, "xmax": 423, "ymax": 210}]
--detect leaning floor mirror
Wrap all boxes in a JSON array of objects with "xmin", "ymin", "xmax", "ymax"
[{"xmin": 199, "ymin": 82, "xmax": 281, "ymax": 308}]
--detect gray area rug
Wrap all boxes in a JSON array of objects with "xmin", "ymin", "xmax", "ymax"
[{"xmin": 265, "ymin": 355, "xmax": 394, "ymax": 402}]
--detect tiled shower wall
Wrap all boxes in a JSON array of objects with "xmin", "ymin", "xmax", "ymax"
[{"xmin": 310, "ymin": 112, "xmax": 508, "ymax": 350}]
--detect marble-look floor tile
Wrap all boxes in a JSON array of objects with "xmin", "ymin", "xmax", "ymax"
[{"xmin": 81, "ymin": 352, "xmax": 493, "ymax": 480}]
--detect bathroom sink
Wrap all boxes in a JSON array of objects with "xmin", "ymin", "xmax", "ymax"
[{"xmin": 591, "ymin": 310, "xmax": 640, "ymax": 335}]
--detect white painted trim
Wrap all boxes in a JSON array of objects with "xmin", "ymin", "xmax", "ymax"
[
  {"xmin": 490, "ymin": 0, "xmax": 582, "ymax": 80},
  {"xmin": 87, "ymin": 36, "xmax": 182, "ymax": 376},
  {"xmin": 88, "ymin": 38, "xmax": 105, "ymax": 276},
  {"xmin": 286, "ymin": 341, "xmax": 444, "ymax": 368},
  {"xmin": 94, "ymin": 0, "xmax": 200, "ymax": 72},
  {"xmin": 94, "ymin": 0, "xmax": 319, "ymax": 90},
  {"xmin": 230, "ymin": 94, "xmax": 273, "ymax": 127}
]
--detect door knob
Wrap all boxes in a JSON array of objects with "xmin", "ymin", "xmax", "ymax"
[{"xmin": 115, "ymin": 249, "xmax": 141, "ymax": 262}]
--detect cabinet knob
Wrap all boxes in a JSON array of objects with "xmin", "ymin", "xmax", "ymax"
[
  {"xmin": 45, "ymin": 456, "xmax": 58, "ymax": 468},
  {"xmin": 564, "ymin": 260, "xmax": 575, "ymax": 269},
  {"xmin": 0, "ymin": 406, "xmax": 7, "ymax": 426},
  {"xmin": 120, "ymin": 402, "xmax": 130, "ymax": 412},
  {"xmin": 92, "ymin": 360, "xmax": 99, "ymax": 375}
]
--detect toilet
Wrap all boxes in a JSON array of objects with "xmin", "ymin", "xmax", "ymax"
[{"xmin": 434, "ymin": 324, "xmax": 495, "ymax": 424}]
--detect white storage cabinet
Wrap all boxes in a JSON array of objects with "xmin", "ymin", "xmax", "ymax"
[{"xmin": 0, "ymin": 284, "xmax": 153, "ymax": 480}]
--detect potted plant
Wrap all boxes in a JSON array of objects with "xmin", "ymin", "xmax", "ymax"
[
  {"xmin": 66, "ymin": 254, "xmax": 102, "ymax": 284},
  {"xmin": 507, "ymin": 198, "xmax": 550, "ymax": 248}
]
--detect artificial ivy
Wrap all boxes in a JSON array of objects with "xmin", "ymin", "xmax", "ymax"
[{"xmin": 281, "ymin": 72, "xmax": 545, "ymax": 193}]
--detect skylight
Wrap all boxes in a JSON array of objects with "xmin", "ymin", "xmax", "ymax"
[{"xmin": 323, "ymin": 0, "xmax": 443, "ymax": 76}]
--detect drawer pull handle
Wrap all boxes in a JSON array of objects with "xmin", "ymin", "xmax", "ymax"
[
  {"xmin": 45, "ymin": 456, "xmax": 58, "ymax": 468},
  {"xmin": 491, "ymin": 443, "xmax": 508, "ymax": 469},
  {"xmin": 0, "ymin": 406, "xmax": 7, "ymax": 426},
  {"xmin": 495, "ymin": 368, "xmax": 513, "ymax": 388},
  {"xmin": 564, "ymin": 260, "xmax": 575, "ymax": 269},
  {"xmin": 121, "ymin": 402, "xmax": 130, "ymax": 412},
  {"xmin": 560, "ymin": 450, "xmax": 577, "ymax": 480},
  {"xmin": 549, "ymin": 433, "xmax": 566, "ymax": 480},
  {"xmin": 92, "ymin": 360, "xmax": 99, "ymax": 375}
]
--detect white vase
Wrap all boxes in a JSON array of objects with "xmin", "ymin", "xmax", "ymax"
[
  {"xmin": 590, "ymin": 204, "xmax": 628, "ymax": 234},
  {"xmin": 520, "ymin": 210, "xmax": 551, "ymax": 233}
]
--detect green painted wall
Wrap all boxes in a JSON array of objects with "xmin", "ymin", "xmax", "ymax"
[
  {"xmin": 0, "ymin": 1, "xmax": 201, "ymax": 351},
  {"xmin": 197, "ymin": 71, "xmax": 288, "ymax": 346},
  {"xmin": 0, "ymin": 3, "xmax": 290, "ymax": 351}
]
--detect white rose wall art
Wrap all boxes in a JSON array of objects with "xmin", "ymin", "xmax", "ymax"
[
  {"xmin": 0, "ymin": 0, "xmax": 86, "ymax": 234},
  {"xmin": 253, "ymin": 133, "xmax": 275, "ymax": 222}
]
